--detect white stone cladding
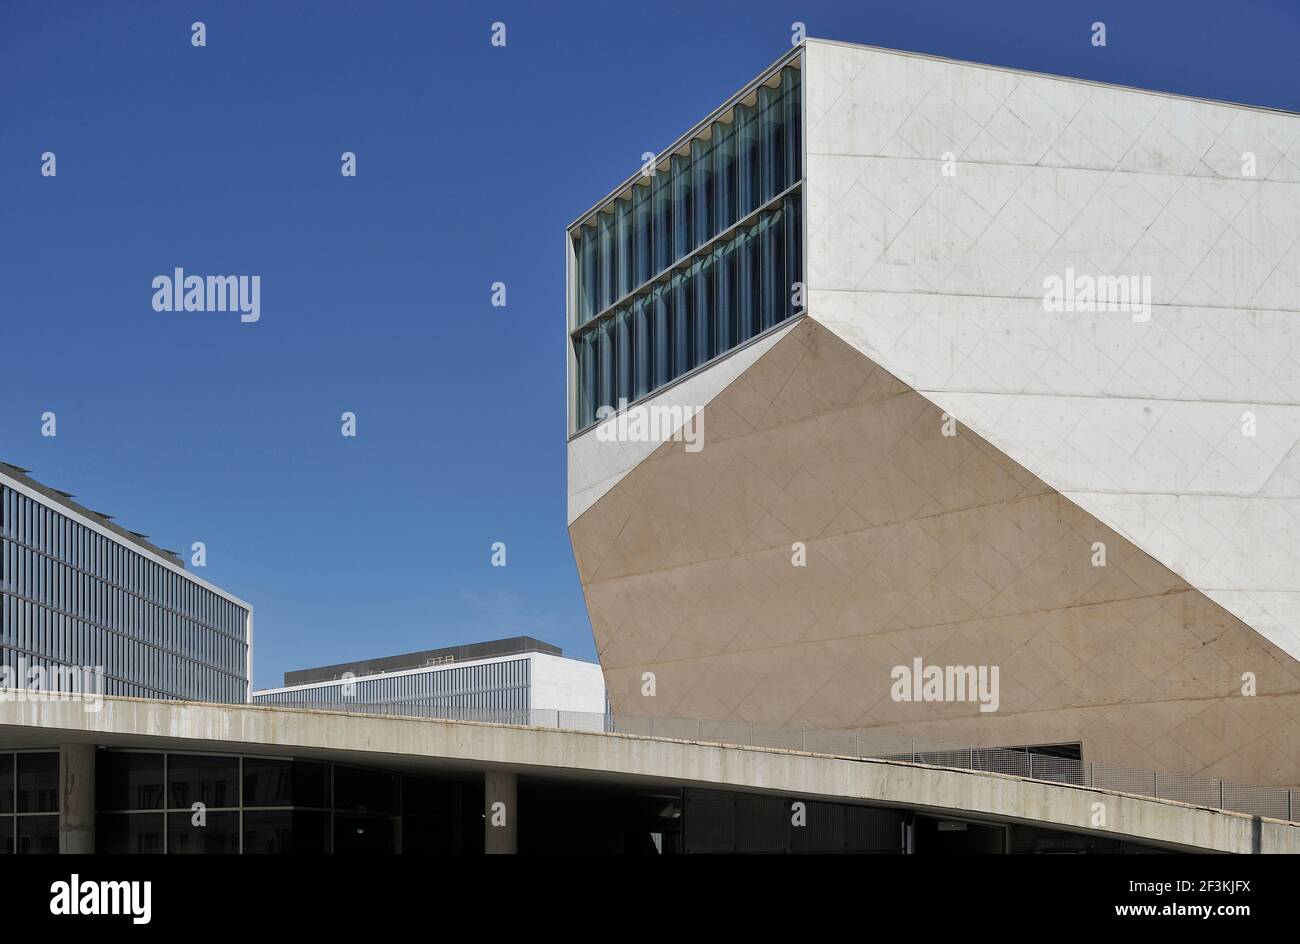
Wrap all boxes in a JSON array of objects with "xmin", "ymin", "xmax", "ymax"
[{"xmin": 803, "ymin": 38, "xmax": 1300, "ymax": 660}]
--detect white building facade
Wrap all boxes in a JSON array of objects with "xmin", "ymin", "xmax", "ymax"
[
  {"xmin": 566, "ymin": 40, "xmax": 1300, "ymax": 787},
  {"xmin": 253, "ymin": 640, "xmax": 607, "ymax": 725}
]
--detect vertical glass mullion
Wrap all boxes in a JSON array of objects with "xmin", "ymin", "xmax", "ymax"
[
  {"xmin": 597, "ymin": 211, "xmax": 615, "ymax": 313},
  {"xmin": 715, "ymin": 242, "xmax": 734, "ymax": 355},
  {"xmin": 736, "ymin": 224, "xmax": 755, "ymax": 343},
  {"xmin": 577, "ymin": 331, "xmax": 596, "ymax": 429},
  {"xmin": 691, "ymin": 256, "xmax": 708, "ymax": 367},
  {"xmin": 632, "ymin": 297, "xmax": 650, "ymax": 401},
  {"xmin": 597, "ymin": 318, "xmax": 613, "ymax": 417},
  {"xmin": 691, "ymin": 137, "xmax": 712, "ymax": 248},
  {"xmin": 784, "ymin": 66, "xmax": 801, "ymax": 189},
  {"xmin": 671, "ymin": 153, "xmax": 691, "ymax": 264},
  {"xmin": 771, "ymin": 83, "xmax": 787, "ymax": 201},
  {"xmin": 714, "ymin": 118, "xmax": 736, "ymax": 234},
  {"xmin": 758, "ymin": 85, "xmax": 777, "ymax": 206},
  {"xmin": 760, "ymin": 210, "xmax": 779, "ymax": 332},
  {"xmin": 736, "ymin": 103, "xmax": 757, "ymax": 218},
  {"xmin": 652, "ymin": 171, "xmax": 671, "ymax": 276},
  {"xmin": 632, "ymin": 182, "xmax": 652, "ymax": 286},
  {"xmin": 785, "ymin": 194, "xmax": 802, "ymax": 320},
  {"xmin": 615, "ymin": 198, "xmax": 633, "ymax": 301},
  {"xmin": 670, "ymin": 273, "xmax": 689, "ymax": 378},
  {"xmin": 749, "ymin": 220, "xmax": 764, "ymax": 339},
  {"xmin": 758, "ymin": 212, "xmax": 772, "ymax": 333},
  {"xmin": 614, "ymin": 308, "xmax": 632, "ymax": 408},
  {"xmin": 652, "ymin": 284, "xmax": 669, "ymax": 389}
]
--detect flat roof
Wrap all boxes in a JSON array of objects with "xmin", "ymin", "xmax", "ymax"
[
  {"xmin": 282, "ymin": 636, "xmax": 565, "ymax": 687},
  {"xmin": 807, "ymin": 36, "xmax": 1300, "ymax": 119},
  {"xmin": 568, "ymin": 36, "xmax": 1298, "ymax": 232},
  {"xmin": 0, "ymin": 461, "xmax": 252, "ymax": 611},
  {"xmin": 1, "ymin": 460, "xmax": 183, "ymax": 564}
]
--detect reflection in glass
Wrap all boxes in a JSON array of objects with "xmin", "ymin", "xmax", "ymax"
[
  {"xmin": 17, "ymin": 753, "xmax": 58, "ymax": 813},
  {"xmin": 243, "ymin": 758, "xmax": 329, "ymax": 809},
  {"xmin": 167, "ymin": 810, "xmax": 240, "ymax": 854},
  {"xmin": 96, "ymin": 813, "xmax": 165, "ymax": 854},
  {"xmin": 243, "ymin": 810, "xmax": 329, "ymax": 854},
  {"xmin": 333, "ymin": 766, "xmax": 397, "ymax": 814},
  {"xmin": 0, "ymin": 755, "xmax": 13, "ymax": 813},
  {"xmin": 16, "ymin": 815, "xmax": 58, "ymax": 854},
  {"xmin": 97, "ymin": 752, "xmax": 163, "ymax": 811},
  {"xmin": 570, "ymin": 64, "xmax": 802, "ymax": 433},
  {"xmin": 572, "ymin": 196, "xmax": 802, "ymax": 430},
  {"xmin": 168, "ymin": 753, "xmax": 238, "ymax": 810}
]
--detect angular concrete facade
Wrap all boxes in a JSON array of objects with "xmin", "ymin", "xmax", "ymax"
[
  {"xmin": 803, "ymin": 40, "xmax": 1300, "ymax": 661},
  {"xmin": 568, "ymin": 40, "xmax": 1300, "ymax": 787}
]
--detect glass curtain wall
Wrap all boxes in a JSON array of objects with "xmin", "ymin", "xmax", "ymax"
[
  {"xmin": 572, "ymin": 64, "xmax": 802, "ymax": 431},
  {"xmin": 0, "ymin": 485, "xmax": 250, "ymax": 703},
  {"xmin": 95, "ymin": 750, "xmax": 481, "ymax": 854},
  {"xmin": 0, "ymin": 751, "xmax": 59, "ymax": 854}
]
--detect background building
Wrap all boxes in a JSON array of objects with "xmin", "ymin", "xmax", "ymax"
[
  {"xmin": 252, "ymin": 636, "xmax": 607, "ymax": 724},
  {"xmin": 0, "ymin": 462, "xmax": 252, "ymax": 703},
  {"xmin": 566, "ymin": 40, "xmax": 1300, "ymax": 788}
]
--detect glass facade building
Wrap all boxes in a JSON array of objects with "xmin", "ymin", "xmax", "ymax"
[
  {"xmin": 94, "ymin": 749, "xmax": 483, "ymax": 854},
  {"xmin": 569, "ymin": 57, "xmax": 804, "ymax": 432},
  {"xmin": 0, "ymin": 750, "xmax": 59, "ymax": 854},
  {"xmin": 252, "ymin": 643, "xmax": 608, "ymax": 725},
  {"xmin": 0, "ymin": 466, "xmax": 251, "ymax": 703},
  {"xmin": 253, "ymin": 657, "xmax": 533, "ymax": 716}
]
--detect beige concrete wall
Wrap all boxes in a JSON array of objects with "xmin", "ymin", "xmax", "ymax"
[{"xmin": 570, "ymin": 319, "xmax": 1300, "ymax": 786}]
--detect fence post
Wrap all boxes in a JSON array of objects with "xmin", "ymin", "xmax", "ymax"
[
  {"xmin": 802, "ymin": 728, "xmax": 806, "ymax": 752},
  {"xmin": 911, "ymin": 737, "xmax": 917, "ymax": 764},
  {"xmin": 1028, "ymin": 752, "xmax": 1033, "ymax": 780},
  {"xmin": 1219, "ymin": 780, "xmax": 1224, "ymax": 810},
  {"xmin": 855, "ymin": 731, "xmax": 861, "ymax": 759}
]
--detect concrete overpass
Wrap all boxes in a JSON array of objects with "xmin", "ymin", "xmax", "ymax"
[{"xmin": 1, "ymin": 694, "xmax": 1296, "ymax": 854}]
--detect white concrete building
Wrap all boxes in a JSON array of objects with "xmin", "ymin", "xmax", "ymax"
[
  {"xmin": 566, "ymin": 39, "xmax": 1300, "ymax": 788},
  {"xmin": 252, "ymin": 636, "xmax": 607, "ymax": 725},
  {"xmin": 802, "ymin": 38, "xmax": 1300, "ymax": 662}
]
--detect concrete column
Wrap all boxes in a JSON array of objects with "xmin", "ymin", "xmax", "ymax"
[
  {"xmin": 484, "ymin": 770, "xmax": 517, "ymax": 854},
  {"xmin": 59, "ymin": 743, "xmax": 95, "ymax": 854}
]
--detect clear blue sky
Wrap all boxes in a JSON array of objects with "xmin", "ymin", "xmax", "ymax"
[{"xmin": 1, "ymin": 0, "xmax": 1296, "ymax": 691}]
